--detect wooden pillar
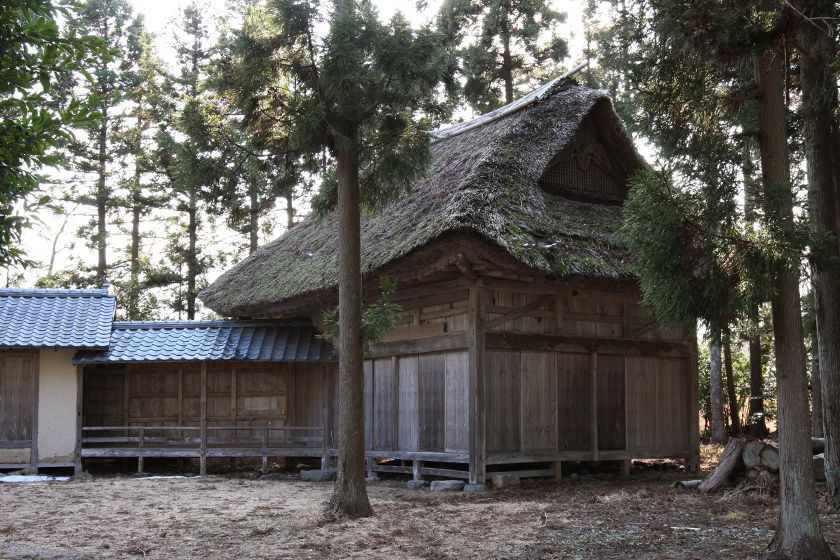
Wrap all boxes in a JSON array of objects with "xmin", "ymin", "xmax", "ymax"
[
  {"xmin": 413, "ymin": 459, "xmax": 423, "ymax": 481},
  {"xmin": 620, "ymin": 459, "xmax": 630, "ymax": 478},
  {"xmin": 321, "ymin": 365, "xmax": 335, "ymax": 469},
  {"xmin": 200, "ymin": 361, "xmax": 207, "ymax": 476},
  {"xmin": 688, "ymin": 330, "xmax": 701, "ymax": 473},
  {"xmin": 391, "ymin": 355, "xmax": 399, "ymax": 451},
  {"xmin": 30, "ymin": 351, "xmax": 39, "ymax": 474},
  {"xmin": 554, "ymin": 460, "xmax": 562, "ymax": 481},
  {"xmin": 74, "ymin": 365, "xmax": 83, "ymax": 476},
  {"xmin": 591, "ymin": 351, "xmax": 599, "ymax": 462},
  {"xmin": 468, "ymin": 284, "xmax": 486, "ymax": 484},
  {"xmin": 138, "ymin": 427, "xmax": 145, "ymax": 474}
]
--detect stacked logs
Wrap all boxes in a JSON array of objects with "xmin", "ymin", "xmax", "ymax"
[{"xmin": 694, "ymin": 437, "xmax": 826, "ymax": 494}]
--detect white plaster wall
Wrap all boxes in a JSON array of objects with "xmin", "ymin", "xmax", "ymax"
[{"xmin": 37, "ymin": 349, "xmax": 78, "ymax": 462}]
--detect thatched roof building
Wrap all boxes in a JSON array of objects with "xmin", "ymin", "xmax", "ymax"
[{"xmin": 200, "ymin": 80, "xmax": 645, "ymax": 318}]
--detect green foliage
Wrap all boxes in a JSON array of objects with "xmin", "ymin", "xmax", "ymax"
[
  {"xmin": 0, "ymin": 0, "xmax": 105, "ymax": 267},
  {"xmin": 438, "ymin": 0, "xmax": 568, "ymax": 111},
  {"xmin": 254, "ymin": 0, "xmax": 455, "ymax": 214},
  {"xmin": 319, "ymin": 277, "xmax": 403, "ymax": 357}
]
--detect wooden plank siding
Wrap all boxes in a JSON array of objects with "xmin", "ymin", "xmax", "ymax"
[
  {"xmin": 83, "ymin": 362, "xmax": 335, "ymax": 445},
  {"xmin": 0, "ymin": 352, "xmax": 36, "ymax": 449}
]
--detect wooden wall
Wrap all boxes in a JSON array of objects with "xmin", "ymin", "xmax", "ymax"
[
  {"xmin": 484, "ymin": 350, "xmax": 691, "ymax": 457},
  {"xmin": 364, "ymin": 282, "xmax": 695, "ymax": 463},
  {"xmin": 0, "ymin": 352, "xmax": 36, "ymax": 444},
  {"xmin": 83, "ymin": 362, "xmax": 335, "ymax": 440},
  {"xmin": 363, "ymin": 350, "xmax": 468, "ymax": 453}
]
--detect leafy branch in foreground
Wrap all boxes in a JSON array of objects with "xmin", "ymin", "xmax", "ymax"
[{"xmin": 319, "ymin": 276, "xmax": 402, "ymax": 358}]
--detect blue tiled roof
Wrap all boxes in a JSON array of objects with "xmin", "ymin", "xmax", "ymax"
[
  {"xmin": 73, "ymin": 320, "xmax": 335, "ymax": 364},
  {"xmin": 0, "ymin": 288, "xmax": 115, "ymax": 349}
]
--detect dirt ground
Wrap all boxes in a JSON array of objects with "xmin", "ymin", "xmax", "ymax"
[{"xmin": 2, "ymin": 454, "xmax": 840, "ymax": 559}]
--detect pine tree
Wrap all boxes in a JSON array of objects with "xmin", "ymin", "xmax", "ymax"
[
  {"xmin": 437, "ymin": 0, "xmax": 568, "ymax": 111},
  {"xmin": 155, "ymin": 3, "xmax": 217, "ymax": 319},
  {"xmin": 114, "ymin": 15, "xmax": 168, "ymax": 319},
  {"xmin": 795, "ymin": 0, "xmax": 840, "ymax": 511},
  {"xmin": 62, "ymin": 0, "xmax": 134, "ymax": 284},
  {"xmin": 209, "ymin": 2, "xmax": 313, "ymax": 252},
  {"xmin": 610, "ymin": 1, "xmax": 836, "ymax": 555},
  {"xmin": 256, "ymin": 0, "xmax": 453, "ymax": 517}
]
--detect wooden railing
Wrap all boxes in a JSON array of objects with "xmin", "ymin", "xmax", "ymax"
[{"xmin": 80, "ymin": 425, "xmax": 329, "ymax": 474}]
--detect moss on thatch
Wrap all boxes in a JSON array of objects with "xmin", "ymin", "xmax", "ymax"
[{"xmin": 200, "ymin": 83, "xmax": 644, "ymax": 317}]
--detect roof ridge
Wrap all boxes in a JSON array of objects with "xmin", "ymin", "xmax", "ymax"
[
  {"xmin": 0, "ymin": 287, "xmax": 112, "ymax": 298},
  {"xmin": 113, "ymin": 319, "xmax": 313, "ymax": 329},
  {"xmin": 432, "ymin": 63, "xmax": 588, "ymax": 143}
]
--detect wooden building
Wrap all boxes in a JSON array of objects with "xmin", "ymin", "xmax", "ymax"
[
  {"xmin": 0, "ymin": 288, "xmax": 115, "ymax": 471},
  {"xmin": 200, "ymin": 78, "xmax": 700, "ymax": 484},
  {"xmin": 73, "ymin": 321, "xmax": 335, "ymax": 475}
]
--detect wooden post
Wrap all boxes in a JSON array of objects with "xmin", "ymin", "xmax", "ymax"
[
  {"xmin": 138, "ymin": 427, "xmax": 145, "ymax": 474},
  {"xmin": 554, "ymin": 460, "xmax": 562, "ymax": 481},
  {"xmin": 620, "ymin": 459, "xmax": 630, "ymax": 478},
  {"xmin": 688, "ymin": 330, "xmax": 701, "ymax": 473},
  {"xmin": 366, "ymin": 456, "xmax": 374, "ymax": 478},
  {"xmin": 413, "ymin": 459, "xmax": 423, "ymax": 481},
  {"xmin": 74, "ymin": 365, "xmax": 84, "ymax": 476},
  {"xmin": 262, "ymin": 427, "xmax": 269, "ymax": 474},
  {"xmin": 591, "ymin": 351, "xmax": 599, "ymax": 462},
  {"xmin": 320, "ymin": 367, "xmax": 329, "ymax": 469},
  {"xmin": 323, "ymin": 366, "xmax": 335, "ymax": 469},
  {"xmin": 468, "ymin": 284, "xmax": 487, "ymax": 484},
  {"xmin": 29, "ymin": 351, "xmax": 40, "ymax": 473},
  {"xmin": 391, "ymin": 355, "xmax": 399, "ymax": 451},
  {"xmin": 200, "ymin": 361, "xmax": 207, "ymax": 476}
]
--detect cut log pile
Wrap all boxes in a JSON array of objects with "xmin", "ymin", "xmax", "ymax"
[{"xmin": 695, "ymin": 437, "xmax": 826, "ymax": 494}]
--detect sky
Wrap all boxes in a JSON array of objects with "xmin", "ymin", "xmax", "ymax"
[{"xmin": 10, "ymin": 0, "xmax": 592, "ymax": 302}]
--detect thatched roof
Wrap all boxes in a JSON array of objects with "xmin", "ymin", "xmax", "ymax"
[{"xmin": 200, "ymin": 81, "xmax": 644, "ymax": 318}]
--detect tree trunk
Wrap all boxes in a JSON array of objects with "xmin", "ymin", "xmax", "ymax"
[
  {"xmin": 746, "ymin": 321, "xmax": 768, "ymax": 437},
  {"xmin": 96, "ymin": 109, "xmax": 108, "ymax": 285},
  {"xmin": 330, "ymin": 133, "xmax": 373, "ymax": 519},
  {"xmin": 187, "ymin": 189, "xmax": 197, "ymax": 320},
  {"xmin": 249, "ymin": 184, "xmax": 259, "ymax": 254},
  {"xmin": 500, "ymin": 18, "xmax": 514, "ymax": 105},
  {"xmin": 723, "ymin": 330, "xmax": 741, "ymax": 436},
  {"xmin": 129, "ymin": 105, "xmax": 143, "ymax": 320},
  {"xmin": 286, "ymin": 191, "xmax": 295, "ymax": 231},
  {"xmin": 754, "ymin": 38, "xmax": 835, "ymax": 559},
  {"xmin": 799, "ymin": 0, "xmax": 840, "ymax": 511},
  {"xmin": 743, "ymin": 140, "xmax": 768, "ymax": 438},
  {"xmin": 812, "ymin": 333, "xmax": 825, "ymax": 438},
  {"xmin": 710, "ymin": 326, "xmax": 727, "ymax": 443},
  {"xmin": 129, "ymin": 175, "xmax": 141, "ymax": 319}
]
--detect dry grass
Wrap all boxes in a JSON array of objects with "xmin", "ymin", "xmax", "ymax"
[{"xmin": 1, "ymin": 468, "xmax": 840, "ymax": 559}]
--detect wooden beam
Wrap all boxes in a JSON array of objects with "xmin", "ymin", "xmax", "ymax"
[
  {"xmin": 468, "ymin": 285, "xmax": 487, "ymax": 484},
  {"xmin": 485, "ymin": 332, "xmax": 690, "ymax": 357},
  {"xmin": 484, "ymin": 294, "xmax": 554, "ymax": 331},
  {"xmin": 30, "ymin": 350, "xmax": 39, "ymax": 473},
  {"xmin": 200, "ymin": 361, "xmax": 207, "ymax": 476},
  {"xmin": 369, "ymin": 332, "xmax": 467, "ymax": 358},
  {"xmin": 455, "ymin": 253, "xmax": 478, "ymax": 282}
]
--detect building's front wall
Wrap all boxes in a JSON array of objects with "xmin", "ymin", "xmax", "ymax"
[
  {"xmin": 0, "ymin": 349, "xmax": 78, "ymax": 466},
  {"xmin": 360, "ymin": 278, "xmax": 698, "ymax": 475},
  {"xmin": 37, "ymin": 349, "xmax": 78, "ymax": 463}
]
